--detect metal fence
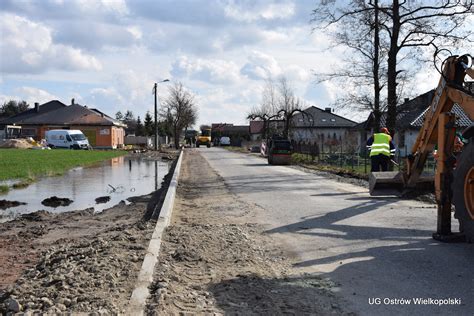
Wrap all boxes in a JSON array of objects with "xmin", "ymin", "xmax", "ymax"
[{"xmin": 291, "ymin": 140, "xmax": 436, "ymax": 174}]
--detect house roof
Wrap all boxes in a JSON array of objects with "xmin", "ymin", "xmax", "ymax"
[
  {"xmin": 18, "ymin": 103, "xmax": 126, "ymax": 127},
  {"xmin": 411, "ymin": 103, "xmax": 472, "ymax": 128},
  {"xmin": 364, "ymin": 89, "xmax": 472, "ymax": 131},
  {"xmin": 224, "ymin": 125, "xmax": 249, "ymax": 134},
  {"xmin": 292, "ymin": 106, "xmax": 357, "ymax": 128},
  {"xmin": 0, "ymin": 100, "xmax": 67, "ymax": 125},
  {"xmin": 211, "ymin": 123, "xmax": 233, "ymax": 132},
  {"xmin": 250, "ymin": 120, "xmax": 264, "ymax": 134},
  {"xmin": 364, "ymin": 90, "xmax": 435, "ymax": 131}
]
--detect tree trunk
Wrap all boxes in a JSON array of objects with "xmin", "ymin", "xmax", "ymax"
[
  {"xmin": 174, "ymin": 125, "xmax": 180, "ymax": 149},
  {"xmin": 386, "ymin": 0, "xmax": 400, "ymax": 135}
]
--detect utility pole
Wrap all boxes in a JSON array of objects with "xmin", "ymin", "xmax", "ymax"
[
  {"xmin": 153, "ymin": 79, "xmax": 170, "ymax": 151},
  {"xmin": 154, "ymin": 83, "xmax": 158, "ymax": 150}
]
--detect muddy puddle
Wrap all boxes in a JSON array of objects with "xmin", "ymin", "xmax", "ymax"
[{"xmin": 0, "ymin": 156, "xmax": 169, "ymax": 222}]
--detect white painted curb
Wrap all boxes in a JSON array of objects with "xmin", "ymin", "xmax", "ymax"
[{"xmin": 128, "ymin": 149, "xmax": 184, "ymax": 315}]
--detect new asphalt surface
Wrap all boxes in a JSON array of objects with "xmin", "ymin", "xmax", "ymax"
[{"xmin": 199, "ymin": 147, "xmax": 473, "ymax": 316}]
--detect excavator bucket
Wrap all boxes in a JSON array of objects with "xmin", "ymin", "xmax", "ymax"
[
  {"xmin": 369, "ymin": 172, "xmax": 405, "ymax": 196},
  {"xmin": 369, "ymin": 171, "xmax": 435, "ymax": 196}
]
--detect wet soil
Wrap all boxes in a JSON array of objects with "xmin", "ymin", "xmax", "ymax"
[
  {"xmin": 146, "ymin": 149, "xmax": 351, "ymax": 315},
  {"xmin": 41, "ymin": 196, "xmax": 73, "ymax": 208},
  {"xmin": 0, "ymin": 151, "xmax": 179, "ymax": 314},
  {"xmin": 95, "ymin": 196, "xmax": 111, "ymax": 204},
  {"xmin": 0, "ymin": 200, "xmax": 26, "ymax": 210}
]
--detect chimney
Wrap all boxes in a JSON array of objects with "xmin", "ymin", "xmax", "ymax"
[
  {"xmin": 71, "ymin": 98, "xmax": 75, "ymax": 105},
  {"xmin": 404, "ymin": 98, "xmax": 409, "ymax": 103},
  {"xmin": 34, "ymin": 102, "xmax": 39, "ymax": 113},
  {"xmin": 324, "ymin": 107, "xmax": 331, "ymax": 113}
]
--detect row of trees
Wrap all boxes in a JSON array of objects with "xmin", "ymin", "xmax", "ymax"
[
  {"xmin": 312, "ymin": 0, "xmax": 473, "ymax": 133},
  {"xmin": 247, "ymin": 76, "xmax": 309, "ymax": 139},
  {"xmin": 0, "ymin": 100, "xmax": 30, "ymax": 117},
  {"xmin": 116, "ymin": 82, "xmax": 198, "ymax": 149}
]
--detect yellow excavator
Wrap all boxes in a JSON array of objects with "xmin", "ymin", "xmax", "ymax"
[
  {"xmin": 196, "ymin": 126, "xmax": 211, "ymax": 148},
  {"xmin": 371, "ymin": 53, "xmax": 474, "ymax": 242}
]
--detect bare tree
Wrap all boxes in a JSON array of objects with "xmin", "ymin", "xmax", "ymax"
[
  {"xmin": 312, "ymin": 0, "xmax": 387, "ymax": 131},
  {"xmin": 248, "ymin": 77, "xmax": 309, "ymax": 139},
  {"xmin": 313, "ymin": 0, "xmax": 473, "ymax": 133},
  {"xmin": 379, "ymin": 0, "xmax": 473, "ymax": 133},
  {"xmin": 161, "ymin": 82, "xmax": 198, "ymax": 149},
  {"xmin": 276, "ymin": 77, "xmax": 308, "ymax": 138},
  {"xmin": 247, "ymin": 78, "xmax": 280, "ymax": 139}
]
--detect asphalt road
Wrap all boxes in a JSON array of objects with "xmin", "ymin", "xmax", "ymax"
[{"xmin": 198, "ymin": 147, "xmax": 474, "ymax": 316}]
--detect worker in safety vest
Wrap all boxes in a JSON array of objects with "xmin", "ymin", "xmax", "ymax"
[{"xmin": 366, "ymin": 127, "xmax": 396, "ymax": 172}]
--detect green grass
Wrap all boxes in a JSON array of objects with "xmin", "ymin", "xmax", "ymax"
[
  {"xmin": 0, "ymin": 184, "xmax": 9, "ymax": 194},
  {"xmin": 0, "ymin": 149, "xmax": 128, "ymax": 181}
]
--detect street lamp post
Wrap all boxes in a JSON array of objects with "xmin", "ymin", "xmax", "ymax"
[{"xmin": 153, "ymin": 79, "xmax": 170, "ymax": 150}]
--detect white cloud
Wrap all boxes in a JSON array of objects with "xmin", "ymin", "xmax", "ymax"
[
  {"xmin": 224, "ymin": 1, "xmax": 296, "ymax": 22},
  {"xmin": 127, "ymin": 26, "xmax": 143, "ymax": 40},
  {"xmin": 171, "ymin": 56, "xmax": 241, "ymax": 84},
  {"xmin": 0, "ymin": 14, "xmax": 102, "ymax": 74},
  {"xmin": 241, "ymin": 51, "xmax": 282, "ymax": 80},
  {"xmin": 15, "ymin": 87, "xmax": 59, "ymax": 104}
]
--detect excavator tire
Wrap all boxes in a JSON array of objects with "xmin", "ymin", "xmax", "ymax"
[{"xmin": 452, "ymin": 140, "xmax": 474, "ymax": 243}]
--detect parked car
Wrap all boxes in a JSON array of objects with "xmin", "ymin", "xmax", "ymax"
[
  {"xmin": 45, "ymin": 130, "xmax": 90, "ymax": 149},
  {"xmin": 219, "ymin": 136, "xmax": 231, "ymax": 146}
]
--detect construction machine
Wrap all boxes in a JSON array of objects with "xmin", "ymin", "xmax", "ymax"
[
  {"xmin": 196, "ymin": 126, "xmax": 211, "ymax": 148},
  {"xmin": 370, "ymin": 53, "xmax": 474, "ymax": 242}
]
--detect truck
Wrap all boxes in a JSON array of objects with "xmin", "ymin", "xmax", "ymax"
[
  {"xmin": 371, "ymin": 53, "xmax": 474, "ymax": 242},
  {"xmin": 0, "ymin": 125, "xmax": 22, "ymax": 140},
  {"xmin": 45, "ymin": 129, "xmax": 90, "ymax": 149},
  {"xmin": 196, "ymin": 126, "xmax": 211, "ymax": 148}
]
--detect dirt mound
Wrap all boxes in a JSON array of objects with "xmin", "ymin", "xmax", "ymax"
[
  {"xmin": 95, "ymin": 196, "xmax": 111, "ymax": 204},
  {"xmin": 0, "ymin": 139, "xmax": 33, "ymax": 149},
  {"xmin": 0, "ymin": 200, "xmax": 26, "ymax": 210},
  {"xmin": 20, "ymin": 211, "xmax": 51, "ymax": 221},
  {"xmin": 41, "ymin": 196, "xmax": 73, "ymax": 208}
]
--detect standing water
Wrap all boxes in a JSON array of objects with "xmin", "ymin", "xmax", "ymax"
[{"xmin": 0, "ymin": 156, "xmax": 170, "ymax": 222}]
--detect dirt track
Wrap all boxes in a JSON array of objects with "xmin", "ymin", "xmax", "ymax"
[{"xmin": 146, "ymin": 149, "xmax": 351, "ymax": 315}]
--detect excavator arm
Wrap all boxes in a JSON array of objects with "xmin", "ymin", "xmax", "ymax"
[
  {"xmin": 405, "ymin": 56, "xmax": 474, "ymax": 188},
  {"xmin": 371, "ymin": 54, "xmax": 474, "ymax": 242}
]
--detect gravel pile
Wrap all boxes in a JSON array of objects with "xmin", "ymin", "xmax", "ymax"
[{"xmin": 1, "ymin": 221, "xmax": 153, "ymax": 314}]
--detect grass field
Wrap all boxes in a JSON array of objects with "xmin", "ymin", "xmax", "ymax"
[{"xmin": 0, "ymin": 149, "xmax": 128, "ymax": 182}]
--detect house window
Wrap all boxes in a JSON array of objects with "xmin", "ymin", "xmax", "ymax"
[
  {"xmin": 321, "ymin": 118, "xmax": 327, "ymax": 122},
  {"xmin": 330, "ymin": 118, "xmax": 336, "ymax": 122},
  {"xmin": 298, "ymin": 118, "xmax": 303, "ymax": 122}
]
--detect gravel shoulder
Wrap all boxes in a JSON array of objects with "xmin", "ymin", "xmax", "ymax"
[
  {"xmin": 0, "ymin": 151, "xmax": 178, "ymax": 314},
  {"xmin": 146, "ymin": 149, "xmax": 353, "ymax": 315}
]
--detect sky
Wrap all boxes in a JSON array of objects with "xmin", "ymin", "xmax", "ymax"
[{"xmin": 0, "ymin": 0, "xmax": 457, "ymax": 127}]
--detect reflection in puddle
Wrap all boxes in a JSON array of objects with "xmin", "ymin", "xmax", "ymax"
[{"xmin": 0, "ymin": 156, "xmax": 170, "ymax": 222}]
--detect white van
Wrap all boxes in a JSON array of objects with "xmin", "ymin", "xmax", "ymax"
[
  {"xmin": 219, "ymin": 136, "xmax": 231, "ymax": 146},
  {"xmin": 45, "ymin": 130, "xmax": 90, "ymax": 149}
]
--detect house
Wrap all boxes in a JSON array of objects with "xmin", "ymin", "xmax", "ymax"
[
  {"xmin": 211, "ymin": 123, "xmax": 250, "ymax": 144},
  {"xmin": 249, "ymin": 121, "xmax": 264, "ymax": 141},
  {"xmin": 290, "ymin": 106, "xmax": 358, "ymax": 153},
  {"xmin": 0, "ymin": 100, "xmax": 67, "ymax": 129},
  {"xmin": 249, "ymin": 120, "xmax": 285, "ymax": 141},
  {"xmin": 0, "ymin": 99, "xmax": 127, "ymax": 149},
  {"xmin": 363, "ymin": 90, "xmax": 472, "ymax": 156}
]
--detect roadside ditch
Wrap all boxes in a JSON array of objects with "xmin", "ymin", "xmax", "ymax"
[{"xmin": 0, "ymin": 151, "xmax": 178, "ymax": 314}]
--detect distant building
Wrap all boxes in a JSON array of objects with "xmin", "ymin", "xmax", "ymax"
[
  {"xmin": 211, "ymin": 123, "xmax": 250, "ymax": 145},
  {"xmin": 0, "ymin": 99, "xmax": 127, "ymax": 149},
  {"xmin": 290, "ymin": 106, "xmax": 358, "ymax": 153}
]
